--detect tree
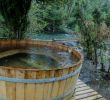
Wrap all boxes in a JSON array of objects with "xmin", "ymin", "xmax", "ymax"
[
  {"xmin": 33, "ymin": 0, "xmax": 75, "ymax": 33},
  {"xmin": 74, "ymin": 0, "xmax": 110, "ymax": 68},
  {"xmin": 0, "ymin": 0, "xmax": 32, "ymax": 39}
]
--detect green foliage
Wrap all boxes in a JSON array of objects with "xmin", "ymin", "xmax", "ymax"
[
  {"xmin": 105, "ymin": 13, "xmax": 110, "ymax": 27},
  {"xmin": 0, "ymin": 0, "xmax": 32, "ymax": 39},
  {"xmin": 28, "ymin": 0, "xmax": 76, "ymax": 33},
  {"xmin": 92, "ymin": 8, "xmax": 101, "ymax": 25},
  {"xmin": 41, "ymin": 2, "xmax": 66, "ymax": 33},
  {"xmin": 0, "ymin": 14, "xmax": 11, "ymax": 38},
  {"xmin": 27, "ymin": 2, "xmax": 48, "ymax": 34},
  {"xmin": 73, "ymin": 0, "xmax": 110, "ymax": 68}
]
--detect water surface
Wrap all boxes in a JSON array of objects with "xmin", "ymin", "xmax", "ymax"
[{"xmin": 0, "ymin": 47, "xmax": 76, "ymax": 69}]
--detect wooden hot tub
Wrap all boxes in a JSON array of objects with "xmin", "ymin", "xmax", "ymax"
[{"xmin": 0, "ymin": 40, "xmax": 83, "ymax": 100}]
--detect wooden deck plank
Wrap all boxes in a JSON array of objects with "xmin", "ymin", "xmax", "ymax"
[{"xmin": 70, "ymin": 79, "xmax": 106, "ymax": 100}]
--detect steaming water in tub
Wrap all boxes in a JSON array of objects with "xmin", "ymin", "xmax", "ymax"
[{"xmin": 0, "ymin": 47, "xmax": 76, "ymax": 69}]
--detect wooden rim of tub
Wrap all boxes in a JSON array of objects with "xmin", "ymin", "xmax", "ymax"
[{"xmin": 0, "ymin": 39, "xmax": 83, "ymax": 71}]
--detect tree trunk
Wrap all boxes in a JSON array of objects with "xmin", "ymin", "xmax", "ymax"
[{"xmin": 94, "ymin": 45, "xmax": 98, "ymax": 67}]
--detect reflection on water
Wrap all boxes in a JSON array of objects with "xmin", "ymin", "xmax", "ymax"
[
  {"xmin": 0, "ymin": 47, "xmax": 76, "ymax": 69},
  {"xmin": 0, "ymin": 53, "xmax": 59, "ymax": 69}
]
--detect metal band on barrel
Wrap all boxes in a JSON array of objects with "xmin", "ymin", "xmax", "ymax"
[{"xmin": 0, "ymin": 68, "xmax": 81, "ymax": 84}]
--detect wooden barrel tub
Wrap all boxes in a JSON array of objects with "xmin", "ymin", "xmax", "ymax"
[{"xmin": 0, "ymin": 40, "xmax": 83, "ymax": 100}]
